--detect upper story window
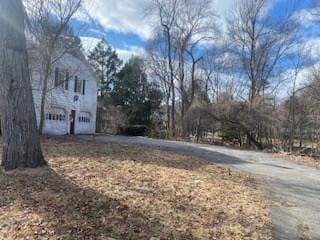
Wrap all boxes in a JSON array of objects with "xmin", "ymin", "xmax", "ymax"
[
  {"xmin": 74, "ymin": 76, "xmax": 86, "ymax": 95},
  {"xmin": 65, "ymin": 72, "xmax": 69, "ymax": 90},
  {"xmin": 74, "ymin": 76, "xmax": 81, "ymax": 93},
  {"xmin": 82, "ymin": 80, "xmax": 86, "ymax": 95},
  {"xmin": 54, "ymin": 67, "xmax": 65, "ymax": 88}
]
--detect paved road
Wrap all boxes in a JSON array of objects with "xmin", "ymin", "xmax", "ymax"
[{"xmin": 80, "ymin": 135, "xmax": 320, "ymax": 240}]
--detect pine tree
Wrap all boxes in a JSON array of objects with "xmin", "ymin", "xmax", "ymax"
[
  {"xmin": 111, "ymin": 57, "xmax": 163, "ymax": 125},
  {"xmin": 88, "ymin": 39, "xmax": 122, "ymax": 97}
]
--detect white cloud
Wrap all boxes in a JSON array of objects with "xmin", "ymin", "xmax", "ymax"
[
  {"xmin": 80, "ymin": 0, "xmax": 295, "ymax": 39},
  {"xmin": 116, "ymin": 46, "xmax": 146, "ymax": 62},
  {"xmin": 82, "ymin": 0, "xmax": 152, "ymax": 39},
  {"xmin": 80, "ymin": 36, "xmax": 145, "ymax": 62},
  {"xmin": 304, "ymin": 38, "xmax": 320, "ymax": 60},
  {"xmin": 80, "ymin": 36, "xmax": 101, "ymax": 53},
  {"xmin": 81, "ymin": 0, "xmax": 235, "ymax": 39}
]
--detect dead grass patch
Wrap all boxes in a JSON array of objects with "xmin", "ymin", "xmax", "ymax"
[
  {"xmin": 274, "ymin": 152, "xmax": 320, "ymax": 169},
  {"xmin": 0, "ymin": 138, "xmax": 271, "ymax": 239}
]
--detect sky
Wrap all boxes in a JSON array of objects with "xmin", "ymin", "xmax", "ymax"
[
  {"xmin": 72, "ymin": 0, "xmax": 319, "ymax": 89},
  {"xmin": 73, "ymin": 0, "xmax": 240, "ymax": 61}
]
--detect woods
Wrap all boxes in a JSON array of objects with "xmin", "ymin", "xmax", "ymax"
[
  {"xmin": 126, "ymin": 0, "xmax": 319, "ymax": 154},
  {"xmin": 85, "ymin": 0, "xmax": 320, "ymax": 155}
]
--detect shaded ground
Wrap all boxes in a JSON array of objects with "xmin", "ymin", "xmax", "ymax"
[
  {"xmin": 84, "ymin": 135, "xmax": 320, "ymax": 240},
  {"xmin": 0, "ymin": 138, "xmax": 271, "ymax": 240}
]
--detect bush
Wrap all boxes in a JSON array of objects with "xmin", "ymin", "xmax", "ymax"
[{"xmin": 119, "ymin": 125, "xmax": 147, "ymax": 136}]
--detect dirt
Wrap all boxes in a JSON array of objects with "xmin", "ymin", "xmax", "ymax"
[
  {"xmin": 0, "ymin": 138, "xmax": 271, "ymax": 240},
  {"xmin": 86, "ymin": 135, "xmax": 320, "ymax": 240}
]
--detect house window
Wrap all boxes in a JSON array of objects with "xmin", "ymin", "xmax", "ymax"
[
  {"xmin": 74, "ymin": 76, "xmax": 78, "ymax": 93},
  {"xmin": 45, "ymin": 113, "xmax": 66, "ymax": 121},
  {"xmin": 54, "ymin": 67, "xmax": 65, "ymax": 88},
  {"xmin": 54, "ymin": 68, "xmax": 59, "ymax": 87},
  {"xmin": 78, "ymin": 114, "xmax": 91, "ymax": 123},
  {"xmin": 77, "ymin": 80, "xmax": 82, "ymax": 93},
  {"xmin": 74, "ymin": 76, "xmax": 83, "ymax": 93},
  {"xmin": 65, "ymin": 72, "xmax": 69, "ymax": 90},
  {"xmin": 82, "ymin": 80, "xmax": 86, "ymax": 95}
]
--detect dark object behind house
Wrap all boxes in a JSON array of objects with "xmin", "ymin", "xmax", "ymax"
[{"xmin": 119, "ymin": 125, "xmax": 147, "ymax": 136}]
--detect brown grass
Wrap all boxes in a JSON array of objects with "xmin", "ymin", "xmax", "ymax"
[
  {"xmin": 274, "ymin": 152, "xmax": 320, "ymax": 169},
  {"xmin": 0, "ymin": 138, "xmax": 271, "ymax": 240}
]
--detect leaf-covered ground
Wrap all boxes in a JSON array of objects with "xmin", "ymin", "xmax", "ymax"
[
  {"xmin": 0, "ymin": 138, "xmax": 271, "ymax": 239},
  {"xmin": 274, "ymin": 152, "xmax": 320, "ymax": 169}
]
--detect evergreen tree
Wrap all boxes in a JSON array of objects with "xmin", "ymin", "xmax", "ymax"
[
  {"xmin": 88, "ymin": 39, "xmax": 122, "ymax": 97},
  {"xmin": 111, "ymin": 57, "xmax": 162, "ymax": 125}
]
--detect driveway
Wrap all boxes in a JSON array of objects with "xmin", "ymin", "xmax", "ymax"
[{"xmin": 80, "ymin": 135, "xmax": 320, "ymax": 240}]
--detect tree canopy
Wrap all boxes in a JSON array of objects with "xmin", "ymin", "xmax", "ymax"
[
  {"xmin": 88, "ymin": 39, "xmax": 123, "ymax": 97},
  {"xmin": 111, "ymin": 57, "xmax": 163, "ymax": 125}
]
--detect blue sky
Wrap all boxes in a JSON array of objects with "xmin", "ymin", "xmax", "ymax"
[{"xmin": 72, "ymin": 0, "xmax": 319, "ymax": 65}]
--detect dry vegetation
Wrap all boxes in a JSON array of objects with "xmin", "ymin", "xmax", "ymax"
[
  {"xmin": 0, "ymin": 138, "xmax": 271, "ymax": 240},
  {"xmin": 274, "ymin": 152, "xmax": 320, "ymax": 169}
]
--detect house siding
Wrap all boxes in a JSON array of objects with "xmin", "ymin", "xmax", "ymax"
[{"xmin": 29, "ymin": 50, "xmax": 98, "ymax": 135}]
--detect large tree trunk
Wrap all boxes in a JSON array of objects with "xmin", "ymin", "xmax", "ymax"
[{"xmin": 0, "ymin": 0, "xmax": 46, "ymax": 170}]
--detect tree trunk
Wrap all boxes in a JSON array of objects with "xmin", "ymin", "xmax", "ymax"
[
  {"xmin": 0, "ymin": 0, "xmax": 46, "ymax": 170},
  {"xmin": 191, "ymin": 61, "xmax": 196, "ymax": 104},
  {"xmin": 166, "ymin": 29, "xmax": 175, "ymax": 135},
  {"xmin": 246, "ymin": 131, "xmax": 264, "ymax": 150},
  {"xmin": 288, "ymin": 95, "xmax": 295, "ymax": 152},
  {"xmin": 39, "ymin": 71, "xmax": 49, "ymax": 134},
  {"xmin": 179, "ymin": 51, "xmax": 186, "ymax": 135},
  {"xmin": 196, "ymin": 115, "xmax": 202, "ymax": 142},
  {"xmin": 166, "ymin": 97, "xmax": 170, "ymax": 135},
  {"xmin": 38, "ymin": 46, "xmax": 55, "ymax": 134}
]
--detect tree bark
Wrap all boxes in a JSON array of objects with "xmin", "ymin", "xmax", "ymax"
[
  {"xmin": 196, "ymin": 115, "xmax": 202, "ymax": 142},
  {"xmin": 38, "ymin": 56, "xmax": 51, "ymax": 134},
  {"xmin": 0, "ymin": 0, "xmax": 46, "ymax": 170},
  {"xmin": 166, "ymin": 30, "xmax": 176, "ymax": 135}
]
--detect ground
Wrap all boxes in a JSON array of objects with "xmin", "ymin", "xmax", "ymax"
[
  {"xmin": 0, "ymin": 138, "xmax": 271, "ymax": 240},
  {"xmin": 274, "ymin": 152, "xmax": 320, "ymax": 169},
  {"xmin": 83, "ymin": 135, "xmax": 320, "ymax": 240}
]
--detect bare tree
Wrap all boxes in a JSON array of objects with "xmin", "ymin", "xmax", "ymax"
[
  {"xmin": 287, "ymin": 48, "xmax": 309, "ymax": 152},
  {"xmin": 0, "ymin": 0, "xmax": 46, "ymax": 170},
  {"xmin": 148, "ymin": 0, "xmax": 217, "ymax": 136},
  {"xmin": 26, "ymin": 0, "xmax": 83, "ymax": 134},
  {"xmin": 229, "ymin": 0, "xmax": 299, "ymax": 102},
  {"xmin": 148, "ymin": 0, "xmax": 181, "ymax": 134},
  {"xmin": 146, "ymin": 36, "xmax": 172, "ymax": 133},
  {"xmin": 174, "ymin": 0, "xmax": 216, "ymax": 134},
  {"xmin": 225, "ymin": 0, "xmax": 300, "ymax": 149}
]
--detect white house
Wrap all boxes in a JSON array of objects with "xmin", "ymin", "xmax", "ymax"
[{"xmin": 28, "ymin": 45, "xmax": 98, "ymax": 135}]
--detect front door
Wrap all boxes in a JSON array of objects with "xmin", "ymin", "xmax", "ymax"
[{"xmin": 70, "ymin": 110, "xmax": 76, "ymax": 135}]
